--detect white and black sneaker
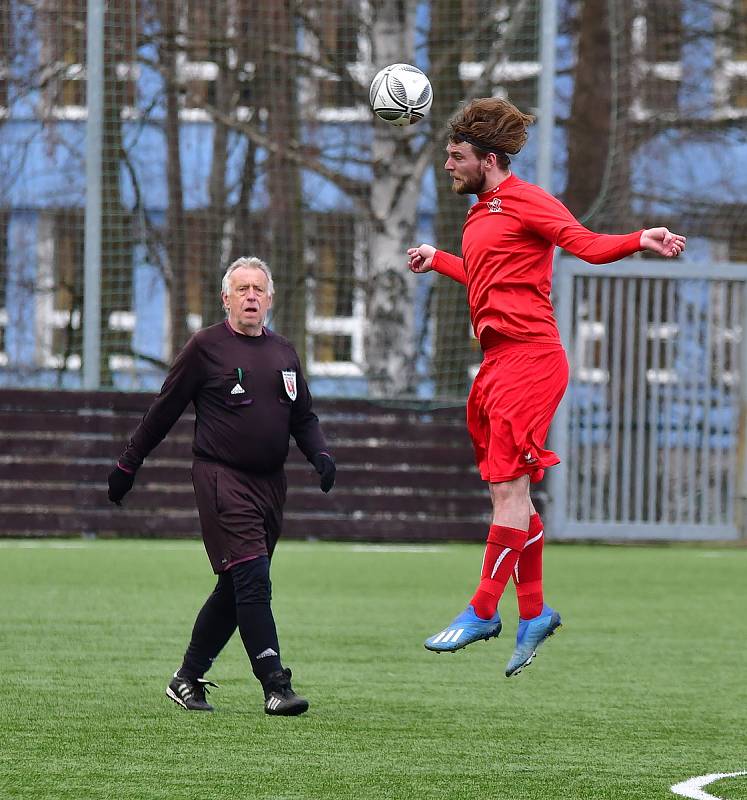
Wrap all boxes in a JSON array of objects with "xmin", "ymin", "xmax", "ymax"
[
  {"xmin": 166, "ymin": 671, "xmax": 218, "ymax": 712},
  {"xmin": 263, "ymin": 668, "xmax": 309, "ymax": 716}
]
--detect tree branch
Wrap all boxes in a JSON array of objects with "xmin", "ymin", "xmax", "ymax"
[{"xmin": 198, "ymin": 102, "xmax": 373, "ymax": 210}]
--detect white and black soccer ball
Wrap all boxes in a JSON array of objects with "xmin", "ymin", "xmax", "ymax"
[{"xmin": 369, "ymin": 63, "xmax": 433, "ymax": 126}]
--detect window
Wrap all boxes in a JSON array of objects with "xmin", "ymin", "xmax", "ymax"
[
  {"xmin": 630, "ymin": 1, "xmax": 684, "ymax": 120},
  {"xmin": 182, "ymin": 210, "xmax": 271, "ymax": 330},
  {"xmin": 35, "ymin": 0, "xmax": 88, "ymax": 109},
  {"xmin": 180, "ymin": 1, "xmax": 222, "ymax": 109},
  {"xmin": 36, "ymin": 211, "xmax": 84, "ymax": 370},
  {"xmin": 107, "ymin": 0, "xmax": 138, "ymax": 109},
  {"xmin": 313, "ymin": 333, "xmax": 353, "ymax": 364},
  {"xmin": 233, "ymin": 1, "xmax": 263, "ymax": 110},
  {"xmin": 306, "ymin": 213, "xmax": 364, "ymax": 376},
  {"xmin": 39, "ymin": 0, "xmax": 136, "ymax": 115},
  {"xmin": 178, "ymin": 1, "xmax": 264, "ymax": 114},
  {"xmin": 0, "ymin": 212, "xmax": 7, "ymax": 363},
  {"xmin": 728, "ymin": 230, "xmax": 747, "ymax": 261},
  {"xmin": 186, "ymin": 3, "xmax": 222, "ymax": 63},
  {"xmin": 51, "ymin": 211, "xmax": 84, "ymax": 368},
  {"xmin": 643, "ymin": 2, "xmax": 682, "ymax": 63},
  {"xmin": 725, "ymin": 0, "xmax": 747, "ymax": 109},
  {"xmin": 463, "ymin": 0, "xmax": 502, "ymax": 63},
  {"xmin": 502, "ymin": 0, "xmax": 540, "ymax": 109},
  {"xmin": 309, "ymin": 216, "xmax": 355, "ymax": 318},
  {"xmin": 179, "ymin": 211, "xmax": 223, "ymax": 331},
  {"xmin": 732, "ymin": 0, "xmax": 747, "ymax": 60},
  {"xmin": 640, "ymin": 1, "xmax": 682, "ymax": 113},
  {"xmin": 460, "ymin": 0, "xmax": 541, "ymax": 109},
  {"xmin": 183, "ymin": 211, "xmax": 213, "ymax": 328},
  {"xmin": 730, "ymin": 74, "xmax": 747, "ymax": 108},
  {"xmin": 0, "ymin": 5, "xmax": 10, "ymax": 109},
  {"xmin": 298, "ymin": 0, "xmax": 366, "ymax": 117},
  {"xmin": 316, "ymin": 0, "xmax": 361, "ymax": 109}
]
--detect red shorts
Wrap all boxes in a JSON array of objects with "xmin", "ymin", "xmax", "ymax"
[{"xmin": 467, "ymin": 341, "xmax": 569, "ymax": 484}]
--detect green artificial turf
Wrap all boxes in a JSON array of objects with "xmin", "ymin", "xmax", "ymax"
[{"xmin": 0, "ymin": 539, "xmax": 745, "ymax": 800}]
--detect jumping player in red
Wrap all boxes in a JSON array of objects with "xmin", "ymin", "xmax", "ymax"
[{"xmin": 408, "ymin": 98, "xmax": 685, "ymax": 676}]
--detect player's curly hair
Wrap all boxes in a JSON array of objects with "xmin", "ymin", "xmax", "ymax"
[{"xmin": 449, "ymin": 97, "xmax": 535, "ymax": 169}]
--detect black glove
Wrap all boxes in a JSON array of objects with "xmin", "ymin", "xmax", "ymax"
[
  {"xmin": 107, "ymin": 465, "xmax": 136, "ymax": 506},
  {"xmin": 311, "ymin": 452, "xmax": 336, "ymax": 493}
]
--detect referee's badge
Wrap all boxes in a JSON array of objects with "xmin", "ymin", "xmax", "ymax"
[{"xmin": 282, "ymin": 370, "xmax": 297, "ymax": 401}]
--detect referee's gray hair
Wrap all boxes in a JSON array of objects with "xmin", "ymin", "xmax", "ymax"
[{"xmin": 221, "ymin": 257, "xmax": 275, "ymax": 298}]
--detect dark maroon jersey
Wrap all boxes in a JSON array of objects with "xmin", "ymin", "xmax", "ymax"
[{"xmin": 118, "ymin": 321, "xmax": 328, "ymax": 474}]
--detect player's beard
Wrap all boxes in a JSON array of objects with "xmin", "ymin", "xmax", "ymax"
[{"xmin": 451, "ymin": 165, "xmax": 487, "ymax": 195}]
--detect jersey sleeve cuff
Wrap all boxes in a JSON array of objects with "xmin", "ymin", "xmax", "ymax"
[{"xmin": 432, "ymin": 250, "xmax": 467, "ymax": 285}]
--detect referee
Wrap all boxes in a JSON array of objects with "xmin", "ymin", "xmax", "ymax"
[{"xmin": 107, "ymin": 256, "xmax": 335, "ymax": 716}]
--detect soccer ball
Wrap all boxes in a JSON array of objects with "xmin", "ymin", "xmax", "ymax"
[{"xmin": 369, "ymin": 63, "xmax": 433, "ymax": 126}]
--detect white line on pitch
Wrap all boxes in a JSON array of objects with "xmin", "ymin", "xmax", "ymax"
[
  {"xmin": 671, "ymin": 771, "xmax": 747, "ymax": 799},
  {"xmin": 348, "ymin": 544, "xmax": 446, "ymax": 553}
]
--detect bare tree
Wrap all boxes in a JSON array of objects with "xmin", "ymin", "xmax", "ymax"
[
  {"xmin": 8, "ymin": 0, "xmax": 746, "ymax": 396},
  {"xmin": 201, "ymin": 0, "xmax": 233, "ymax": 329},
  {"xmin": 365, "ymin": 0, "xmax": 426, "ymax": 396},
  {"xmin": 563, "ymin": 0, "xmax": 635, "ymax": 230},
  {"xmin": 256, "ymin": 1, "xmax": 307, "ymax": 351},
  {"xmin": 158, "ymin": 1, "xmax": 190, "ymax": 357},
  {"xmin": 100, "ymin": 2, "xmax": 135, "ymax": 383},
  {"xmin": 200, "ymin": 0, "xmax": 533, "ymax": 396},
  {"xmin": 428, "ymin": 0, "xmax": 471, "ymax": 398}
]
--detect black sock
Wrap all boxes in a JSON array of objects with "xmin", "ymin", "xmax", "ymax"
[
  {"xmin": 236, "ymin": 602, "xmax": 282, "ymax": 686},
  {"xmin": 180, "ymin": 572, "xmax": 237, "ymax": 680},
  {"xmin": 231, "ymin": 557, "xmax": 283, "ymax": 685}
]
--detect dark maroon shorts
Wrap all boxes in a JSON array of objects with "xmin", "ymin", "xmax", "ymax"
[{"xmin": 191, "ymin": 459, "xmax": 287, "ymax": 573}]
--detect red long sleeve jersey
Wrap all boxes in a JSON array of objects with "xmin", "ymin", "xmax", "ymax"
[{"xmin": 431, "ymin": 173, "xmax": 643, "ymax": 345}]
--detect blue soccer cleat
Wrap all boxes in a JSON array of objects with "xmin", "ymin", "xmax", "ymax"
[
  {"xmin": 424, "ymin": 605, "xmax": 502, "ymax": 652},
  {"xmin": 505, "ymin": 604, "xmax": 562, "ymax": 677}
]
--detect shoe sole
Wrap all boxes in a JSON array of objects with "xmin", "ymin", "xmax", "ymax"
[
  {"xmin": 505, "ymin": 619, "xmax": 562, "ymax": 677},
  {"xmin": 165, "ymin": 686, "xmax": 213, "ymax": 711},
  {"xmin": 265, "ymin": 702, "xmax": 309, "ymax": 717},
  {"xmin": 424, "ymin": 622, "xmax": 502, "ymax": 653}
]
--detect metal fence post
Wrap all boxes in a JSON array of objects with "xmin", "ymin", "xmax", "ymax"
[
  {"xmin": 83, "ymin": 0, "xmax": 103, "ymax": 389},
  {"xmin": 547, "ymin": 258, "xmax": 573, "ymax": 537},
  {"xmin": 737, "ymin": 282, "xmax": 747, "ymax": 538},
  {"xmin": 537, "ymin": 0, "xmax": 557, "ymax": 193}
]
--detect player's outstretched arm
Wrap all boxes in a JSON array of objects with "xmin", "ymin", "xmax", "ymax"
[
  {"xmin": 407, "ymin": 243, "xmax": 436, "ymax": 274},
  {"xmin": 408, "ymin": 244, "xmax": 467, "ymax": 285},
  {"xmin": 640, "ymin": 227, "xmax": 686, "ymax": 258}
]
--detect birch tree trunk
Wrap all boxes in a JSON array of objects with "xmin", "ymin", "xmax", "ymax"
[{"xmin": 366, "ymin": 0, "xmax": 421, "ymax": 397}]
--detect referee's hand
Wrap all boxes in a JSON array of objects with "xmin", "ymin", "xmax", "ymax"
[
  {"xmin": 107, "ymin": 465, "xmax": 136, "ymax": 506},
  {"xmin": 312, "ymin": 452, "xmax": 336, "ymax": 493}
]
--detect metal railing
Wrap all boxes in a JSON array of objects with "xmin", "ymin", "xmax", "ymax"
[{"xmin": 548, "ymin": 258, "xmax": 747, "ymax": 540}]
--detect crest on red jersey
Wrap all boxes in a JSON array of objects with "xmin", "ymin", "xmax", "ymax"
[
  {"xmin": 282, "ymin": 370, "xmax": 297, "ymax": 401},
  {"xmin": 487, "ymin": 197, "xmax": 502, "ymax": 213}
]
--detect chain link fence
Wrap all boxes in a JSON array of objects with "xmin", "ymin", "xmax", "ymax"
[{"xmin": 0, "ymin": 0, "xmax": 746, "ymax": 399}]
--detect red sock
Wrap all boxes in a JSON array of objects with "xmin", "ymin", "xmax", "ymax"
[
  {"xmin": 513, "ymin": 513, "xmax": 545, "ymax": 619},
  {"xmin": 470, "ymin": 524, "xmax": 529, "ymax": 620}
]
